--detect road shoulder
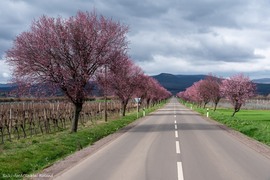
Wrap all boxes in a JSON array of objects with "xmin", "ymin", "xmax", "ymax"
[
  {"xmin": 201, "ymin": 115, "xmax": 270, "ymax": 160},
  {"xmin": 33, "ymin": 116, "xmax": 147, "ymax": 180}
]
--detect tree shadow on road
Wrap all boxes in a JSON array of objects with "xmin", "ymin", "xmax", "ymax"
[{"xmin": 129, "ymin": 123, "xmax": 222, "ymax": 133}]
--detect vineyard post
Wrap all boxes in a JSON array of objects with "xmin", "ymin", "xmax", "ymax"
[
  {"xmin": 57, "ymin": 101, "xmax": 59, "ymax": 119},
  {"xmin": 8, "ymin": 104, "xmax": 12, "ymax": 140},
  {"xmin": 44, "ymin": 108, "xmax": 47, "ymax": 132},
  {"xmin": 52, "ymin": 103, "xmax": 54, "ymax": 115},
  {"xmin": 57, "ymin": 101, "xmax": 59, "ymax": 111},
  {"xmin": 9, "ymin": 106, "xmax": 12, "ymax": 120}
]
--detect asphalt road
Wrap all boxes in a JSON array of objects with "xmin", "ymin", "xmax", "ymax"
[{"xmin": 54, "ymin": 98, "xmax": 270, "ymax": 180}]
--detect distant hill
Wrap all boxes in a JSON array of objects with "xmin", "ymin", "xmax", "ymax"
[
  {"xmin": 256, "ymin": 84, "xmax": 270, "ymax": 95},
  {"xmin": 0, "ymin": 84, "xmax": 16, "ymax": 97},
  {"xmin": 0, "ymin": 83, "xmax": 16, "ymax": 91},
  {"xmin": 0, "ymin": 83, "xmax": 14, "ymax": 88},
  {"xmin": 152, "ymin": 73, "xmax": 206, "ymax": 95},
  {"xmin": 152, "ymin": 73, "xmax": 270, "ymax": 95},
  {"xmin": 252, "ymin": 78, "xmax": 270, "ymax": 84}
]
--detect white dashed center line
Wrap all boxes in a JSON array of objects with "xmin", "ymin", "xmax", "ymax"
[
  {"xmin": 175, "ymin": 130, "xmax": 178, "ymax": 138},
  {"xmin": 176, "ymin": 141, "xmax": 180, "ymax": 154},
  {"xmin": 173, "ymin": 101, "xmax": 184, "ymax": 180},
  {"xmin": 177, "ymin": 162, "xmax": 184, "ymax": 180}
]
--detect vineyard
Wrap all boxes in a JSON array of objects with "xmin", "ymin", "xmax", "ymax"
[{"xmin": 0, "ymin": 99, "xmax": 138, "ymax": 144}]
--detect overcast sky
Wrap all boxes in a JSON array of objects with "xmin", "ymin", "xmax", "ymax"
[{"xmin": 1, "ymin": 0, "xmax": 270, "ymax": 83}]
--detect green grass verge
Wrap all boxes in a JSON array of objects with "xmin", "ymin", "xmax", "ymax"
[
  {"xmin": 181, "ymin": 101, "xmax": 270, "ymax": 147},
  {"xmin": 0, "ymin": 101, "xmax": 167, "ymax": 179}
]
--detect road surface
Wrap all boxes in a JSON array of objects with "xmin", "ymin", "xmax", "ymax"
[{"xmin": 54, "ymin": 98, "xmax": 270, "ymax": 180}]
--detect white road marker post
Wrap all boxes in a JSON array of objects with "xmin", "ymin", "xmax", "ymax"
[
  {"xmin": 207, "ymin": 108, "xmax": 209, "ymax": 118},
  {"xmin": 134, "ymin": 98, "xmax": 141, "ymax": 118},
  {"xmin": 137, "ymin": 102, "xmax": 139, "ymax": 118}
]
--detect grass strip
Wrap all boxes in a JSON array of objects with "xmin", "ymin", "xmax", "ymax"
[
  {"xmin": 181, "ymin": 101, "xmax": 270, "ymax": 147},
  {"xmin": 0, "ymin": 101, "xmax": 166, "ymax": 179}
]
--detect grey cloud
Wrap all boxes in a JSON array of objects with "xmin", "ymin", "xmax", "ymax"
[
  {"xmin": 112, "ymin": 0, "xmax": 168, "ymax": 18},
  {"xmin": 186, "ymin": 38, "xmax": 264, "ymax": 62},
  {"xmin": 0, "ymin": 39, "xmax": 12, "ymax": 58}
]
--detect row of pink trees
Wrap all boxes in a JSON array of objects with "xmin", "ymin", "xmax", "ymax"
[
  {"xmin": 6, "ymin": 11, "xmax": 171, "ymax": 132},
  {"xmin": 136, "ymin": 74, "xmax": 171, "ymax": 108},
  {"xmin": 177, "ymin": 74, "xmax": 256, "ymax": 116},
  {"xmin": 97, "ymin": 54, "xmax": 171, "ymax": 116}
]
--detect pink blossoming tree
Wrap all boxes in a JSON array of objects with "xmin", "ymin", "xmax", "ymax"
[
  {"xmin": 139, "ymin": 76, "xmax": 170, "ymax": 108},
  {"xmin": 203, "ymin": 74, "xmax": 222, "ymax": 111},
  {"xmin": 196, "ymin": 80, "xmax": 211, "ymax": 108},
  {"xmin": 6, "ymin": 11, "xmax": 128, "ymax": 132},
  {"xmin": 97, "ymin": 56, "xmax": 144, "ymax": 116},
  {"xmin": 220, "ymin": 74, "xmax": 256, "ymax": 117}
]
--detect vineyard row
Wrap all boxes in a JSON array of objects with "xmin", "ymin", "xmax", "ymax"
[{"xmin": 0, "ymin": 100, "xmax": 137, "ymax": 144}]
